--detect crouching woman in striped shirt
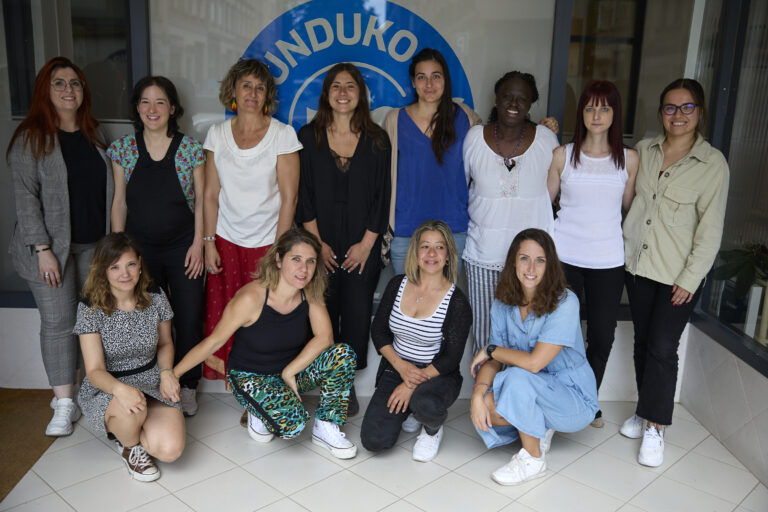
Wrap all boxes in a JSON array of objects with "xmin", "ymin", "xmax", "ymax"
[{"xmin": 361, "ymin": 220, "xmax": 472, "ymax": 462}]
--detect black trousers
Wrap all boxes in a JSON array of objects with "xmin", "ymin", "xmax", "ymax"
[
  {"xmin": 360, "ymin": 360, "xmax": 462, "ymax": 451},
  {"xmin": 625, "ymin": 272, "xmax": 702, "ymax": 425},
  {"xmin": 325, "ymin": 246, "xmax": 381, "ymax": 370},
  {"xmin": 141, "ymin": 241, "xmax": 204, "ymax": 388},
  {"xmin": 562, "ymin": 263, "xmax": 625, "ymax": 391}
]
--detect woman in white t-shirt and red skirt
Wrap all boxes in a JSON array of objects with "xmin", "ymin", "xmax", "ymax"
[{"xmin": 202, "ymin": 59, "xmax": 302, "ymax": 387}]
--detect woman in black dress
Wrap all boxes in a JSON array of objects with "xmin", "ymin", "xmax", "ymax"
[
  {"xmin": 108, "ymin": 76, "xmax": 206, "ymax": 416},
  {"xmin": 296, "ymin": 63, "xmax": 391, "ymax": 414}
]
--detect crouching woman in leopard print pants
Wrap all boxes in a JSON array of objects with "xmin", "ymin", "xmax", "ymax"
[{"xmin": 174, "ymin": 228, "xmax": 358, "ymax": 458}]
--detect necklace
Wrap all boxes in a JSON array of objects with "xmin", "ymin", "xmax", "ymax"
[{"xmin": 494, "ymin": 122, "xmax": 526, "ymax": 171}]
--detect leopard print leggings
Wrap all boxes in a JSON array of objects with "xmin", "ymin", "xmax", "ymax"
[{"xmin": 228, "ymin": 343, "xmax": 356, "ymax": 438}]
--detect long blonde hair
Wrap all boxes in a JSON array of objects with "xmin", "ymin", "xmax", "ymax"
[{"xmin": 257, "ymin": 228, "xmax": 327, "ymax": 303}]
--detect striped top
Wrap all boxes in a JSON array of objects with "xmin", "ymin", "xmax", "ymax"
[{"xmin": 391, "ymin": 276, "xmax": 455, "ymax": 364}]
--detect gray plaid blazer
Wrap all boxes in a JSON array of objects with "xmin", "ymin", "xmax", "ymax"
[{"xmin": 8, "ymin": 131, "xmax": 114, "ymax": 282}]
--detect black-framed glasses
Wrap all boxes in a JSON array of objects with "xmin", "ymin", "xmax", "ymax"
[
  {"xmin": 662, "ymin": 103, "xmax": 698, "ymax": 116},
  {"xmin": 50, "ymin": 79, "xmax": 83, "ymax": 91}
]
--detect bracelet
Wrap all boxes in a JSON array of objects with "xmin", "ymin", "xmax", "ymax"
[
  {"xmin": 159, "ymin": 367, "xmax": 174, "ymax": 375},
  {"xmin": 473, "ymin": 382, "xmax": 491, "ymax": 389},
  {"xmin": 202, "ymin": 236, "xmax": 216, "ymax": 242},
  {"xmin": 35, "ymin": 247, "xmax": 51, "ymax": 253}
]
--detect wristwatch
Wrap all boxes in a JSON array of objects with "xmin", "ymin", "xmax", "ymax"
[{"xmin": 486, "ymin": 344, "xmax": 498, "ymax": 360}]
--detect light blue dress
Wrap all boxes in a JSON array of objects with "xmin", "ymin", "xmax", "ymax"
[{"xmin": 476, "ymin": 290, "xmax": 599, "ymax": 449}]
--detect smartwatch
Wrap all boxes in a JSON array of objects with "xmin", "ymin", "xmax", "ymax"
[{"xmin": 485, "ymin": 344, "xmax": 498, "ymax": 360}]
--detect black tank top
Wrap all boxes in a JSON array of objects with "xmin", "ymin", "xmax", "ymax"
[
  {"xmin": 228, "ymin": 289, "xmax": 311, "ymax": 374},
  {"xmin": 125, "ymin": 132, "xmax": 194, "ymax": 248}
]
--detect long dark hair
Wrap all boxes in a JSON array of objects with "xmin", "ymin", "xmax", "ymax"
[
  {"xmin": 571, "ymin": 80, "xmax": 625, "ymax": 169},
  {"xmin": 7, "ymin": 56, "xmax": 104, "ymax": 160},
  {"xmin": 130, "ymin": 76, "xmax": 184, "ymax": 137},
  {"xmin": 658, "ymin": 78, "xmax": 708, "ymax": 134},
  {"xmin": 408, "ymin": 48, "xmax": 456, "ymax": 164},
  {"xmin": 496, "ymin": 229, "xmax": 567, "ymax": 316},
  {"xmin": 312, "ymin": 63, "xmax": 386, "ymax": 149}
]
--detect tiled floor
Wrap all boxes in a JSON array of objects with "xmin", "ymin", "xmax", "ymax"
[{"xmin": 2, "ymin": 396, "xmax": 766, "ymax": 512}]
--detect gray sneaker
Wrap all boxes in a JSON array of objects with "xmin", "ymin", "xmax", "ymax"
[{"xmin": 180, "ymin": 387, "xmax": 198, "ymax": 417}]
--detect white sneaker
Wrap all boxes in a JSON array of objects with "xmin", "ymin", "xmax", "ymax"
[
  {"xmin": 180, "ymin": 387, "xmax": 198, "ymax": 417},
  {"xmin": 638, "ymin": 425, "xmax": 664, "ymax": 467},
  {"xmin": 413, "ymin": 426, "xmax": 443, "ymax": 462},
  {"xmin": 45, "ymin": 398, "xmax": 81, "ymax": 436},
  {"xmin": 120, "ymin": 444, "xmax": 160, "ymax": 482},
  {"xmin": 620, "ymin": 414, "xmax": 644, "ymax": 439},
  {"xmin": 247, "ymin": 413, "xmax": 274, "ymax": 443},
  {"xmin": 401, "ymin": 413, "xmax": 421, "ymax": 433},
  {"xmin": 492, "ymin": 448, "xmax": 547, "ymax": 486},
  {"xmin": 540, "ymin": 429, "xmax": 555, "ymax": 455},
  {"xmin": 312, "ymin": 419, "xmax": 357, "ymax": 459}
]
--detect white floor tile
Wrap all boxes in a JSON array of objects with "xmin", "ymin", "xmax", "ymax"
[
  {"xmin": 127, "ymin": 495, "xmax": 194, "ymax": 511},
  {"xmin": 378, "ymin": 500, "xmax": 425, "ymax": 512},
  {"xmin": 499, "ymin": 503, "xmax": 537, "ymax": 512},
  {"xmin": 542, "ymin": 435, "xmax": 592, "ymax": 472},
  {"xmin": 175, "ymin": 467, "xmax": 283, "ymax": 512},
  {"xmin": 242, "ymin": 444, "xmax": 342, "ymax": 495},
  {"xmin": 630, "ymin": 476, "xmax": 735, "ymax": 512},
  {"xmin": 664, "ymin": 451, "xmax": 758, "ymax": 504},
  {"xmin": 255, "ymin": 498, "xmax": 309, "ymax": 511},
  {"xmin": 204, "ymin": 392, "xmax": 241, "ymax": 412},
  {"xmin": 517, "ymin": 474, "xmax": 623, "ymax": 512},
  {"xmin": 43, "ymin": 425, "xmax": 95, "ymax": 454},
  {"xmin": 57, "ymin": 468, "xmax": 168, "ymax": 512},
  {"xmin": 443, "ymin": 412, "xmax": 479, "ymax": 438},
  {"xmin": 4, "ymin": 493, "xmax": 75, "ymax": 512},
  {"xmin": 740, "ymin": 483, "xmax": 768, "ymax": 512},
  {"xmin": 445, "ymin": 399, "xmax": 470, "ymax": 422},
  {"xmin": 349, "ymin": 445, "xmax": 448, "ymax": 497},
  {"xmin": 198, "ymin": 425, "xmax": 289, "ymax": 465},
  {"xmin": 183, "ymin": 398, "xmax": 242, "ymax": 440},
  {"xmin": 557, "ymin": 420, "xmax": 618, "ymax": 448},
  {"xmin": 156, "ymin": 440, "xmax": 235, "ymax": 492},
  {"xmin": 593, "ymin": 432, "xmax": 686, "ymax": 473},
  {"xmin": 404, "ymin": 472, "xmax": 509, "ymax": 512},
  {"xmin": 454, "ymin": 448, "xmax": 551, "ymax": 501},
  {"xmin": 292, "ymin": 471, "xmax": 398, "ymax": 512},
  {"xmin": 32, "ymin": 438, "xmax": 122, "ymax": 490},
  {"xmin": 692, "ymin": 435, "xmax": 747, "ymax": 469},
  {"xmin": 399, "ymin": 425, "xmax": 487, "ymax": 470},
  {"xmin": 559, "ymin": 450, "xmax": 658, "ymax": 501},
  {"xmin": 0, "ymin": 472, "xmax": 52, "ymax": 511},
  {"xmin": 663, "ymin": 418, "xmax": 709, "ymax": 450},
  {"xmin": 616, "ymin": 505, "xmax": 647, "ymax": 512}
]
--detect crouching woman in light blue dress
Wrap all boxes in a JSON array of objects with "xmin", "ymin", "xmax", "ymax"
[{"xmin": 470, "ymin": 228, "xmax": 598, "ymax": 486}]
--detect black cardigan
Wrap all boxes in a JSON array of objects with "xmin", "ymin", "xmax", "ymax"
[{"xmin": 371, "ymin": 275, "xmax": 472, "ymax": 376}]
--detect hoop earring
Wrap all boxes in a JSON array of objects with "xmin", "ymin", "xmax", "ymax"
[{"xmin": 231, "ymin": 99, "xmax": 237, "ymax": 112}]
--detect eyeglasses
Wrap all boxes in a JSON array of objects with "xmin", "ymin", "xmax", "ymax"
[
  {"xmin": 50, "ymin": 79, "xmax": 83, "ymax": 91},
  {"xmin": 662, "ymin": 103, "xmax": 698, "ymax": 116}
]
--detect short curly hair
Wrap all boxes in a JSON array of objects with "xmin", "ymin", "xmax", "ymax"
[{"xmin": 218, "ymin": 59, "xmax": 277, "ymax": 114}]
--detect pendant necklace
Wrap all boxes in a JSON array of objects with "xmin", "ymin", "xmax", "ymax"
[{"xmin": 494, "ymin": 122, "xmax": 526, "ymax": 171}]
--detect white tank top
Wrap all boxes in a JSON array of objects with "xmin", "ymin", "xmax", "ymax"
[{"xmin": 553, "ymin": 143, "xmax": 628, "ymax": 268}]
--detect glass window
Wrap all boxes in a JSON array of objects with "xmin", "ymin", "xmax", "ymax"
[
  {"xmin": 701, "ymin": 0, "xmax": 768, "ymax": 347},
  {"xmin": 71, "ymin": 0, "xmax": 132, "ymax": 120}
]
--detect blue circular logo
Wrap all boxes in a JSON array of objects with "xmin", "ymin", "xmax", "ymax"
[{"xmin": 238, "ymin": 0, "xmax": 474, "ymax": 130}]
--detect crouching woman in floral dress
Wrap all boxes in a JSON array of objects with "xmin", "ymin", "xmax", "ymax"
[{"xmin": 76, "ymin": 233, "xmax": 185, "ymax": 482}]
